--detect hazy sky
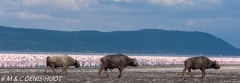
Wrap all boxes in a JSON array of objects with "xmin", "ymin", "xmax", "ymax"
[{"xmin": 0, "ymin": 0, "xmax": 239, "ymax": 48}]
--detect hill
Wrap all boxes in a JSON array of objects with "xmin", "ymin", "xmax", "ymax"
[{"xmin": 0, "ymin": 26, "xmax": 239, "ymax": 55}]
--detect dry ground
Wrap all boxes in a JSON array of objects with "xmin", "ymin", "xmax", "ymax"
[{"xmin": 0, "ymin": 65, "xmax": 240, "ymax": 83}]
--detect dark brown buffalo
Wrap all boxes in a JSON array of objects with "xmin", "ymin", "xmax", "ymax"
[
  {"xmin": 99, "ymin": 54, "xmax": 139, "ymax": 78},
  {"xmin": 182, "ymin": 56, "xmax": 220, "ymax": 78}
]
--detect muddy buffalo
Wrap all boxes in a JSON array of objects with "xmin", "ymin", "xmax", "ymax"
[
  {"xmin": 182, "ymin": 56, "xmax": 220, "ymax": 78},
  {"xmin": 45, "ymin": 55, "xmax": 80, "ymax": 75},
  {"xmin": 99, "ymin": 54, "xmax": 139, "ymax": 78}
]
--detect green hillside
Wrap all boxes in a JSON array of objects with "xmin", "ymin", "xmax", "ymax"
[{"xmin": 0, "ymin": 26, "xmax": 239, "ymax": 55}]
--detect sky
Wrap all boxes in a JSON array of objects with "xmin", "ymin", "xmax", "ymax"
[{"xmin": 0, "ymin": 0, "xmax": 239, "ymax": 48}]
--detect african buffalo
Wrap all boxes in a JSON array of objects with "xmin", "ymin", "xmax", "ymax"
[
  {"xmin": 182, "ymin": 56, "xmax": 220, "ymax": 78},
  {"xmin": 99, "ymin": 54, "xmax": 139, "ymax": 78},
  {"xmin": 45, "ymin": 54, "xmax": 80, "ymax": 75}
]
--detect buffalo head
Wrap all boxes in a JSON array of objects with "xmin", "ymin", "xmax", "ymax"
[
  {"xmin": 130, "ymin": 59, "xmax": 139, "ymax": 67},
  {"xmin": 212, "ymin": 61, "xmax": 220, "ymax": 69},
  {"xmin": 74, "ymin": 60, "xmax": 81, "ymax": 68}
]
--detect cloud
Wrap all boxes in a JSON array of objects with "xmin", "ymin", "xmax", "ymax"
[
  {"xmin": 106, "ymin": 0, "xmax": 215, "ymax": 6},
  {"xmin": 64, "ymin": 19, "xmax": 80, "ymax": 24},
  {"xmin": 187, "ymin": 20, "xmax": 195, "ymax": 26},
  {"xmin": 22, "ymin": 0, "xmax": 49, "ymax": 6},
  {"xmin": 148, "ymin": 0, "xmax": 194, "ymax": 5},
  {"xmin": 0, "ymin": 10, "xmax": 6, "ymax": 18},
  {"xmin": 110, "ymin": 0, "xmax": 133, "ymax": 2},
  {"xmin": 22, "ymin": 0, "xmax": 91, "ymax": 11},
  {"xmin": 144, "ymin": 0, "xmax": 224, "ymax": 11},
  {"xmin": 16, "ymin": 12, "xmax": 53, "ymax": 20},
  {"xmin": 147, "ymin": 0, "xmax": 223, "ymax": 6}
]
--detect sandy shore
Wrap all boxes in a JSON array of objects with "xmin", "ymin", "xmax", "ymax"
[{"xmin": 0, "ymin": 65, "xmax": 240, "ymax": 83}]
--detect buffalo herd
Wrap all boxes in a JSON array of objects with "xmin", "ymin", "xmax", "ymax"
[{"xmin": 45, "ymin": 54, "xmax": 221, "ymax": 78}]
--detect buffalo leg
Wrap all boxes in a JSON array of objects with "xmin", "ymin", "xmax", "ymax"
[
  {"xmin": 203, "ymin": 70, "xmax": 206, "ymax": 78},
  {"xmin": 201, "ymin": 69, "xmax": 206, "ymax": 78},
  {"xmin": 182, "ymin": 68, "xmax": 187, "ymax": 78},
  {"xmin": 50, "ymin": 64, "xmax": 57, "ymax": 75},
  {"xmin": 118, "ymin": 67, "xmax": 124, "ymax": 78},
  {"xmin": 99, "ymin": 66, "xmax": 104, "ymax": 77},
  {"xmin": 62, "ymin": 65, "xmax": 68, "ymax": 75},
  {"xmin": 60, "ymin": 65, "xmax": 65, "ymax": 75},
  {"xmin": 188, "ymin": 69, "xmax": 193, "ymax": 78},
  {"xmin": 64, "ymin": 66, "xmax": 68, "ymax": 75},
  {"xmin": 45, "ymin": 66, "xmax": 48, "ymax": 75},
  {"xmin": 104, "ymin": 68, "xmax": 110, "ymax": 77}
]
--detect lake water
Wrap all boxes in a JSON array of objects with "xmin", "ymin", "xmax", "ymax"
[
  {"xmin": 0, "ymin": 51, "xmax": 238, "ymax": 57},
  {"xmin": 0, "ymin": 51, "xmax": 239, "ymax": 67}
]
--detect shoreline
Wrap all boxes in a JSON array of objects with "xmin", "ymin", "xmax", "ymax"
[{"xmin": 0, "ymin": 65, "xmax": 239, "ymax": 83}]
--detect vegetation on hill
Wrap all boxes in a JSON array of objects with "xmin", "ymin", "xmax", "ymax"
[{"xmin": 0, "ymin": 26, "xmax": 239, "ymax": 55}]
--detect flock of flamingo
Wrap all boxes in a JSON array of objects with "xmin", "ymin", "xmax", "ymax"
[{"xmin": 0, "ymin": 53, "xmax": 239, "ymax": 67}]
